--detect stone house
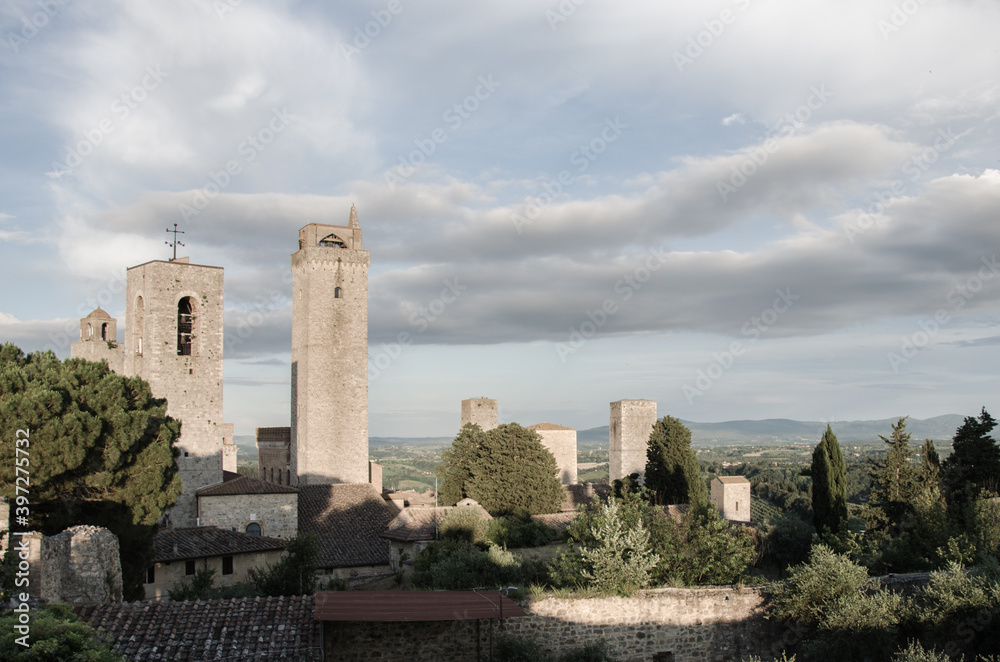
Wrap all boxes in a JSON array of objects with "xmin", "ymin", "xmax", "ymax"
[
  {"xmin": 197, "ymin": 470, "xmax": 299, "ymax": 539},
  {"xmin": 711, "ymin": 476, "xmax": 752, "ymax": 522},
  {"xmin": 143, "ymin": 527, "xmax": 287, "ymax": 600}
]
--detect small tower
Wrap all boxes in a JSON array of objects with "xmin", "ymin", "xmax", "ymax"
[
  {"xmin": 461, "ymin": 397, "xmax": 498, "ymax": 431},
  {"xmin": 711, "ymin": 476, "xmax": 751, "ymax": 522},
  {"xmin": 123, "ymin": 256, "xmax": 226, "ymax": 527},
  {"xmin": 609, "ymin": 399, "xmax": 657, "ymax": 484},
  {"xmin": 70, "ymin": 308, "xmax": 124, "ymax": 373},
  {"xmin": 290, "ymin": 205, "xmax": 370, "ymax": 485}
]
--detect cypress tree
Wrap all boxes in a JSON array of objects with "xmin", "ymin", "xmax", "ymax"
[
  {"xmin": 645, "ymin": 416, "xmax": 707, "ymax": 505},
  {"xmin": 811, "ymin": 425, "xmax": 848, "ymax": 534},
  {"xmin": 942, "ymin": 408, "xmax": 999, "ymax": 502},
  {"xmin": 436, "ymin": 423, "xmax": 486, "ymax": 506},
  {"xmin": 864, "ymin": 417, "xmax": 917, "ymax": 533}
]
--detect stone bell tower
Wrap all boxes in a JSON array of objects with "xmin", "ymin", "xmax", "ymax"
[
  {"xmin": 123, "ymin": 257, "xmax": 226, "ymax": 527},
  {"xmin": 290, "ymin": 205, "xmax": 370, "ymax": 485}
]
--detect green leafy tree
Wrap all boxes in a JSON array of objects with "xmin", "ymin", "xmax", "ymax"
[
  {"xmin": 0, "ymin": 344, "xmax": 182, "ymax": 600},
  {"xmin": 811, "ymin": 425, "xmax": 849, "ymax": 535},
  {"xmin": 437, "ymin": 423, "xmax": 487, "ymax": 506},
  {"xmin": 943, "ymin": 408, "xmax": 1000, "ymax": 506},
  {"xmin": 0, "ymin": 602, "xmax": 125, "ymax": 661},
  {"xmin": 579, "ymin": 499, "xmax": 659, "ymax": 595},
  {"xmin": 651, "ymin": 500, "xmax": 758, "ymax": 586},
  {"xmin": 247, "ymin": 533, "xmax": 321, "ymax": 596},
  {"xmin": 645, "ymin": 416, "xmax": 707, "ymax": 505},
  {"xmin": 441, "ymin": 423, "xmax": 563, "ymax": 516}
]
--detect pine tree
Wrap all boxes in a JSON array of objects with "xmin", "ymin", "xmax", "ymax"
[
  {"xmin": 942, "ymin": 408, "xmax": 999, "ymax": 502},
  {"xmin": 436, "ymin": 423, "xmax": 486, "ymax": 506},
  {"xmin": 439, "ymin": 423, "xmax": 564, "ymax": 516},
  {"xmin": 0, "ymin": 344, "xmax": 182, "ymax": 600},
  {"xmin": 864, "ymin": 417, "xmax": 917, "ymax": 533},
  {"xmin": 811, "ymin": 425, "xmax": 848, "ymax": 534},
  {"xmin": 645, "ymin": 416, "xmax": 707, "ymax": 505}
]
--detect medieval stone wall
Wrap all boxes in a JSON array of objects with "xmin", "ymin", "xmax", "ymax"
[
  {"xmin": 22, "ymin": 526, "xmax": 123, "ymax": 605},
  {"xmin": 197, "ymin": 492, "xmax": 298, "ymax": 539},
  {"xmin": 528, "ymin": 423, "xmax": 578, "ymax": 485},
  {"xmin": 461, "ymin": 397, "xmax": 498, "ymax": 431},
  {"xmin": 291, "ymin": 221, "xmax": 370, "ymax": 486},
  {"xmin": 610, "ymin": 399, "xmax": 657, "ymax": 484},
  {"xmin": 124, "ymin": 259, "xmax": 226, "ymax": 527},
  {"xmin": 323, "ymin": 587, "xmax": 780, "ymax": 662}
]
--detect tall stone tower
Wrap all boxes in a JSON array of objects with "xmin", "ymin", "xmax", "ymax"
[
  {"xmin": 290, "ymin": 206, "xmax": 370, "ymax": 485},
  {"xmin": 609, "ymin": 399, "xmax": 657, "ymax": 484},
  {"xmin": 461, "ymin": 397, "xmax": 498, "ymax": 431},
  {"xmin": 70, "ymin": 307, "xmax": 124, "ymax": 373},
  {"xmin": 123, "ymin": 257, "xmax": 225, "ymax": 527}
]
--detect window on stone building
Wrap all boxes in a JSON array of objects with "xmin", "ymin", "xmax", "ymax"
[
  {"xmin": 87, "ymin": 323, "xmax": 93, "ymax": 339},
  {"xmin": 736, "ymin": 501, "xmax": 741, "ymax": 512},
  {"xmin": 186, "ymin": 560, "xmax": 196, "ymax": 575},
  {"xmin": 334, "ymin": 286, "xmax": 342, "ymax": 298},
  {"xmin": 177, "ymin": 297, "xmax": 194, "ymax": 355},
  {"xmin": 653, "ymin": 653, "xmax": 674, "ymax": 662},
  {"xmin": 246, "ymin": 523, "xmax": 262, "ymax": 536},
  {"xmin": 135, "ymin": 296, "xmax": 144, "ymax": 355},
  {"xmin": 222, "ymin": 556, "xmax": 234, "ymax": 575},
  {"xmin": 146, "ymin": 566, "xmax": 155, "ymax": 584},
  {"xmin": 101, "ymin": 323, "xmax": 108, "ymax": 340},
  {"xmin": 318, "ymin": 234, "xmax": 346, "ymax": 248}
]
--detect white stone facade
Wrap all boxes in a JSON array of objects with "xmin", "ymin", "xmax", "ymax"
[
  {"xmin": 124, "ymin": 258, "xmax": 226, "ymax": 527},
  {"xmin": 290, "ymin": 210, "xmax": 370, "ymax": 485},
  {"xmin": 143, "ymin": 549, "xmax": 285, "ymax": 601},
  {"xmin": 609, "ymin": 399, "xmax": 657, "ymax": 484},
  {"xmin": 711, "ymin": 476, "xmax": 752, "ymax": 522},
  {"xmin": 460, "ymin": 397, "xmax": 497, "ymax": 431},
  {"xmin": 527, "ymin": 423, "xmax": 577, "ymax": 485}
]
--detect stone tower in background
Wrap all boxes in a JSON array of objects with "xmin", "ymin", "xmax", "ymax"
[
  {"xmin": 70, "ymin": 307, "xmax": 124, "ymax": 373},
  {"xmin": 461, "ymin": 397, "xmax": 498, "ymax": 431},
  {"xmin": 124, "ymin": 257, "xmax": 228, "ymax": 527},
  {"xmin": 609, "ymin": 399, "xmax": 657, "ymax": 484},
  {"xmin": 290, "ymin": 206, "xmax": 370, "ymax": 485}
]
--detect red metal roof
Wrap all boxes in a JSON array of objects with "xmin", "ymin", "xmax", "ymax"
[{"xmin": 313, "ymin": 590, "xmax": 527, "ymax": 622}]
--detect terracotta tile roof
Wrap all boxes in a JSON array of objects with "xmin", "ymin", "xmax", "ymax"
[
  {"xmin": 153, "ymin": 527, "xmax": 287, "ymax": 563},
  {"xmin": 382, "ymin": 503, "xmax": 492, "ymax": 542},
  {"xmin": 297, "ymin": 484, "xmax": 394, "ymax": 568},
  {"xmin": 531, "ymin": 512, "xmax": 578, "ymax": 532},
  {"xmin": 526, "ymin": 422, "xmax": 576, "ymax": 431},
  {"xmin": 384, "ymin": 488, "xmax": 437, "ymax": 508},
  {"xmin": 561, "ymin": 482, "xmax": 611, "ymax": 512},
  {"xmin": 76, "ymin": 595, "xmax": 322, "ymax": 661},
  {"xmin": 715, "ymin": 475, "xmax": 751, "ymax": 484},
  {"xmin": 197, "ymin": 474, "xmax": 299, "ymax": 496}
]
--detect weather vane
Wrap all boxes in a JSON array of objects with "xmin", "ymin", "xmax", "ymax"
[{"xmin": 165, "ymin": 223, "xmax": 185, "ymax": 261}]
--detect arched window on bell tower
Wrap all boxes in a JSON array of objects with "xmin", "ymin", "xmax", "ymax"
[{"xmin": 177, "ymin": 297, "xmax": 194, "ymax": 356}]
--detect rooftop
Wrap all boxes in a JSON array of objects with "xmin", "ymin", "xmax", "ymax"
[
  {"xmin": 382, "ymin": 502, "xmax": 492, "ymax": 542},
  {"xmin": 153, "ymin": 527, "xmax": 287, "ymax": 563},
  {"xmin": 298, "ymin": 483, "xmax": 394, "ymax": 568},
  {"xmin": 527, "ymin": 422, "xmax": 576, "ymax": 431},
  {"xmin": 76, "ymin": 595, "xmax": 321, "ymax": 661},
  {"xmin": 196, "ymin": 472, "xmax": 299, "ymax": 497}
]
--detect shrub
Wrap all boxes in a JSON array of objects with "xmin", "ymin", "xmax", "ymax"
[
  {"xmin": 558, "ymin": 638, "xmax": 624, "ymax": 661},
  {"xmin": 412, "ymin": 540, "xmax": 535, "ymax": 591},
  {"xmin": 0, "ymin": 602, "xmax": 125, "ymax": 661},
  {"xmin": 247, "ymin": 533, "xmax": 320, "ymax": 596},
  {"xmin": 487, "ymin": 516, "xmax": 560, "ymax": 548},
  {"xmin": 767, "ymin": 544, "xmax": 871, "ymax": 627},
  {"xmin": 440, "ymin": 506, "xmax": 490, "ymax": 544},
  {"xmin": 491, "ymin": 632, "xmax": 554, "ymax": 662},
  {"xmin": 579, "ymin": 500, "xmax": 659, "ymax": 596}
]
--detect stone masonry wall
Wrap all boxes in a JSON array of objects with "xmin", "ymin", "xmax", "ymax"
[
  {"xmin": 610, "ymin": 399, "xmax": 657, "ymax": 484},
  {"xmin": 712, "ymin": 479, "xmax": 752, "ymax": 523},
  {"xmin": 23, "ymin": 526, "xmax": 123, "ymax": 605},
  {"xmin": 291, "ymin": 221, "xmax": 370, "ymax": 486},
  {"xmin": 323, "ymin": 587, "xmax": 778, "ymax": 662},
  {"xmin": 461, "ymin": 397, "xmax": 498, "ymax": 431},
  {"xmin": 124, "ymin": 259, "xmax": 225, "ymax": 527},
  {"xmin": 198, "ymin": 492, "xmax": 298, "ymax": 539},
  {"xmin": 529, "ymin": 424, "xmax": 578, "ymax": 485}
]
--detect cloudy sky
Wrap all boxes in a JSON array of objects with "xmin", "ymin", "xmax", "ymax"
[{"xmin": 2, "ymin": 0, "xmax": 999, "ymax": 439}]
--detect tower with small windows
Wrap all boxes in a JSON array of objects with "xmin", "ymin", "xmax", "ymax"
[
  {"xmin": 290, "ymin": 205, "xmax": 370, "ymax": 485},
  {"xmin": 70, "ymin": 307, "xmax": 124, "ymax": 373},
  {"xmin": 124, "ymin": 256, "xmax": 227, "ymax": 527}
]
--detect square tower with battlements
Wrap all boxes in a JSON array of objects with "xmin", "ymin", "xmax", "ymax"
[
  {"xmin": 123, "ymin": 257, "xmax": 226, "ymax": 527},
  {"xmin": 609, "ymin": 399, "xmax": 657, "ymax": 484},
  {"xmin": 290, "ymin": 206, "xmax": 370, "ymax": 485},
  {"xmin": 460, "ymin": 397, "xmax": 497, "ymax": 431}
]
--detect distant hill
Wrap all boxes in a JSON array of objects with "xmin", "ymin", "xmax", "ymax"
[
  {"xmin": 370, "ymin": 436, "xmax": 454, "ymax": 448},
  {"xmin": 577, "ymin": 414, "xmax": 967, "ymax": 448}
]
